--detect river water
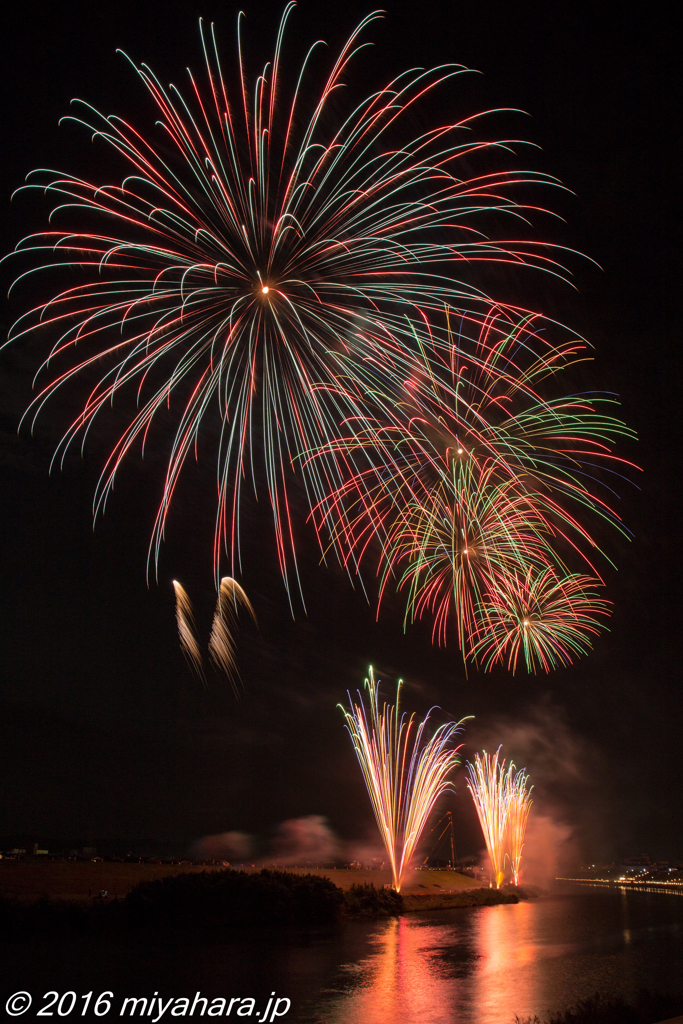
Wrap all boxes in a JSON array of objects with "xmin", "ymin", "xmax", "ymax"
[{"xmin": 2, "ymin": 885, "xmax": 682, "ymax": 1023}]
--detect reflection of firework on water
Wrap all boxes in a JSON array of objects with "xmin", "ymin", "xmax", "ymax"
[
  {"xmin": 4, "ymin": 7, "xmax": 574, "ymax": 598},
  {"xmin": 209, "ymin": 577, "xmax": 257, "ymax": 693},
  {"xmin": 471, "ymin": 568, "xmax": 610, "ymax": 673},
  {"xmin": 172, "ymin": 581, "xmax": 204, "ymax": 681},
  {"xmin": 507, "ymin": 766, "xmax": 533, "ymax": 886},
  {"xmin": 340, "ymin": 668, "xmax": 466, "ymax": 892}
]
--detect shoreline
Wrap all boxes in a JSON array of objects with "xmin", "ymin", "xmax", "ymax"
[
  {"xmin": 401, "ymin": 885, "xmax": 541, "ymax": 912},
  {"xmin": 0, "ymin": 860, "xmax": 482, "ymax": 903},
  {"xmin": 0, "ymin": 866, "xmax": 542, "ymax": 932},
  {"xmin": 558, "ymin": 877, "xmax": 683, "ymax": 897}
]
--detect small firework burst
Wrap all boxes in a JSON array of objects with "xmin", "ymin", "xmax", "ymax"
[
  {"xmin": 173, "ymin": 580, "xmax": 204, "ymax": 681},
  {"xmin": 471, "ymin": 567, "xmax": 610, "ymax": 673},
  {"xmin": 173, "ymin": 576, "xmax": 256, "ymax": 691},
  {"xmin": 209, "ymin": 577, "xmax": 257, "ymax": 693}
]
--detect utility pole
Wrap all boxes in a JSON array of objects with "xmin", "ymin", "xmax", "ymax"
[{"xmin": 449, "ymin": 811, "xmax": 456, "ymax": 868}]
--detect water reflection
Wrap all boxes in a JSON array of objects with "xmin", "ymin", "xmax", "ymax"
[
  {"xmin": 3, "ymin": 890, "xmax": 682, "ymax": 1024},
  {"xmin": 318, "ymin": 915, "xmax": 480, "ymax": 1024},
  {"xmin": 316, "ymin": 902, "xmax": 564, "ymax": 1024},
  {"xmin": 469, "ymin": 901, "xmax": 541, "ymax": 1021},
  {"xmin": 309, "ymin": 891, "xmax": 683, "ymax": 1024}
]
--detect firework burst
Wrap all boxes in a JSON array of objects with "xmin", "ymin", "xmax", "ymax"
[
  {"xmin": 471, "ymin": 567, "xmax": 610, "ymax": 673},
  {"xmin": 382, "ymin": 459, "xmax": 554, "ymax": 649},
  {"xmin": 341, "ymin": 668, "xmax": 466, "ymax": 892},
  {"xmin": 312, "ymin": 307, "xmax": 633, "ymax": 667},
  {"xmin": 4, "ymin": 6, "xmax": 569, "ymax": 599},
  {"xmin": 319, "ymin": 308, "xmax": 635, "ymax": 547}
]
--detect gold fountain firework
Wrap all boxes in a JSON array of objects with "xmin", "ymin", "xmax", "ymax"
[
  {"xmin": 466, "ymin": 748, "xmax": 533, "ymax": 887},
  {"xmin": 507, "ymin": 766, "xmax": 533, "ymax": 886},
  {"xmin": 466, "ymin": 749, "xmax": 510, "ymax": 888},
  {"xmin": 341, "ymin": 668, "xmax": 467, "ymax": 892}
]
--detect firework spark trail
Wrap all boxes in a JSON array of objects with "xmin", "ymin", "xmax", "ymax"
[
  {"xmin": 209, "ymin": 576, "xmax": 257, "ymax": 693},
  {"xmin": 4, "ymin": 6, "xmax": 592, "ymax": 600},
  {"xmin": 340, "ymin": 667, "xmax": 466, "ymax": 892},
  {"xmin": 172, "ymin": 580, "xmax": 204, "ymax": 680},
  {"xmin": 507, "ymin": 766, "xmax": 532, "ymax": 886},
  {"xmin": 466, "ymin": 748, "xmax": 511, "ymax": 888}
]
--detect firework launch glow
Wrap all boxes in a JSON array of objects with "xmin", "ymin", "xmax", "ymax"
[
  {"xmin": 341, "ymin": 668, "xmax": 466, "ymax": 892},
  {"xmin": 4, "ymin": 5, "xmax": 637, "ymax": 667},
  {"xmin": 466, "ymin": 748, "xmax": 532, "ymax": 887}
]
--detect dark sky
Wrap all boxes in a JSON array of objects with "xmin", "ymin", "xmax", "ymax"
[{"xmin": 0, "ymin": 0, "xmax": 679, "ymax": 864}]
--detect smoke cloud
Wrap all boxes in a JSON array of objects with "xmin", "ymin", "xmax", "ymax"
[
  {"xmin": 521, "ymin": 814, "xmax": 576, "ymax": 886},
  {"xmin": 267, "ymin": 814, "xmax": 340, "ymax": 865},
  {"xmin": 466, "ymin": 699, "xmax": 594, "ymax": 792},
  {"xmin": 191, "ymin": 816, "xmax": 340, "ymax": 866},
  {"xmin": 344, "ymin": 839, "xmax": 389, "ymax": 868},
  {"xmin": 191, "ymin": 816, "xmax": 396, "ymax": 869},
  {"xmin": 189, "ymin": 831, "xmax": 253, "ymax": 861},
  {"xmin": 464, "ymin": 697, "xmax": 612, "ymax": 871}
]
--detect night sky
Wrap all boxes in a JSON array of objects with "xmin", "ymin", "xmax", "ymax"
[{"xmin": 0, "ymin": 0, "xmax": 679, "ymax": 866}]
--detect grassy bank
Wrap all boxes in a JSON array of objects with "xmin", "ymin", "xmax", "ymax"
[
  {"xmin": 0, "ymin": 867, "xmax": 537, "ymax": 933},
  {"xmin": 0, "ymin": 870, "xmax": 345, "ymax": 933},
  {"xmin": 0, "ymin": 859, "xmax": 478, "ymax": 900},
  {"xmin": 402, "ymin": 885, "xmax": 540, "ymax": 912},
  {"xmin": 0, "ymin": 859, "xmax": 219, "ymax": 900},
  {"xmin": 515, "ymin": 990, "xmax": 683, "ymax": 1024},
  {"xmin": 258, "ymin": 865, "xmax": 480, "ymax": 894}
]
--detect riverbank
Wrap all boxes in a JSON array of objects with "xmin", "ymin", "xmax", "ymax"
[
  {"xmin": 0, "ymin": 866, "xmax": 539, "ymax": 933},
  {"xmin": 3, "ymin": 877, "xmax": 682, "ymax": 1024},
  {"xmin": 0, "ymin": 859, "xmax": 479, "ymax": 901},
  {"xmin": 403, "ymin": 884, "xmax": 541, "ymax": 912}
]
